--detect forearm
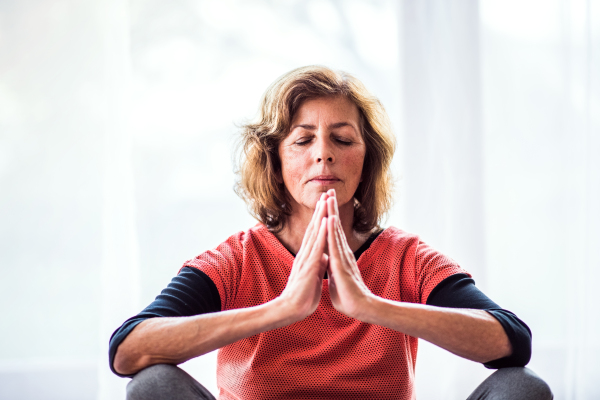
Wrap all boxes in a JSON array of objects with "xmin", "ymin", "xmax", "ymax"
[
  {"xmin": 113, "ymin": 297, "xmax": 298, "ymax": 375},
  {"xmin": 357, "ymin": 295, "xmax": 512, "ymax": 363},
  {"xmin": 114, "ymin": 201, "xmax": 330, "ymax": 376}
]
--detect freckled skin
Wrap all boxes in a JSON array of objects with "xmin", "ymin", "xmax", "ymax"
[{"xmin": 278, "ymin": 96, "xmax": 366, "ymax": 221}]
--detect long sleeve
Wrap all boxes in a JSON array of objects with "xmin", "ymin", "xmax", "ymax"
[
  {"xmin": 426, "ymin": 273, "xmax": 532, "ymax": 368},
  {"xmin": 108, "ymin": 267, "xmax": 221, "ymax": 377}
]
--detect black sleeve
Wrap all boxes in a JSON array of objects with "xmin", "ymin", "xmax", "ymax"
[
  {"xmin": 108, "ymin": 267, "xmax": 221, "ymax": 377},
  {"xmin": 426, "ymin": 273, "xmax": 532, "ymax": 369}
]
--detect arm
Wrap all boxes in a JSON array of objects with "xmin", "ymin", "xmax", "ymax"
[
  {"xmin": 114, "ymin": 296, "xmax": 298, "ymax": 375},
  {"xmin": 350, "ymin": 294, "xmax": 511, "ymax": 363},
  {"xmin": 324, "ymin": 194, "xmax": 511, "ymax": 364},
  {"xmin": 427, "ymin": 274, "xmax": 532, "ymax": 368},
  {"xmin": 113, "ymin": 198, "xmax": 331, "ymax": 376},
  {"xmin": 108, "ymin": 267, "xmax": 221, "ymax": 377}
]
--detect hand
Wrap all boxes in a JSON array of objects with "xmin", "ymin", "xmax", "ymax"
[
  {"xmin": 325, "ymin": 191, "xmax": 374, "ymax": 320},
  {"xmin": 278, "ymin": 194, "xmax": 329, "ymax": 321}
]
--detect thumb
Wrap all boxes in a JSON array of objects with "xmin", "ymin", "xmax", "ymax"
[{"xmin": 319, "ymin": 253, "xmax": 329, "ymax": 276}]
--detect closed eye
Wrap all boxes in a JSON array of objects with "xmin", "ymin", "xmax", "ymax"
[
  {"xmin": 334, "ymin": 136, "xmax": 353, "ymax": 145},
  {"xmin": 294, "ymin": 137, "xmax": 313, "ymax": 146}
]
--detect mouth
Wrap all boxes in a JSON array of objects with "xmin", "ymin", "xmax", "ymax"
[{"xmin": 309, "ymin": 175, "xmax": 341, "ymax": 185}]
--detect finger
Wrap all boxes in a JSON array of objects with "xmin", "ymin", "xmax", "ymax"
[
  {"xmin": 327, "ymin": 216, "xmax": 344, "ymax": 269},
  {"xmin": 310, "ymin": 194, "xmax": 327, "ymax": 223},
  {"xmin": 329, "ymin": 216, "xmax": 354, "ymax": 271},
  {"xmin": 305, "ymin": 218, "xmax": 328, "ymax": 279},
  {"xmin": 320, "ymin": 192, "xmax": 330, "ymax": 216},
  {"xmin": 311, "ymin": 195, "xmax": 326, "ymax": 225},
  {"xmin": 298, "ymin": 199, "xmax": 328, "ymax": 260},
  {"xmin": 319, "ymin": 192, "xmax": 331, "ymax": 217},
  {"xmin": 297, "ymin": 199, "xmax": 323, "ymax": 259},
  {"xmin": 309, "ymin": 217, "xmax": 328, "ymax": 261},
  {"xmin": 327, "ymin": 196, "xmax": 339, "ymax": 218},
  {"xmin": 336, "ymin": 224, "xmax": 363, "ymax": 287},
  {"xmin": 335, "ymin": 215, "xmax": 354, "ymax": 260},
  {"xmin": 311, "ymin": 196, "xmax": 327, "ymax": 227},
  {"xmin": 320, "ymin": 253, "xmax": 329, "ymax": 276},
  {"xmin": 315, "ymin": 194, "xmax": 329, "ymax": 222}
]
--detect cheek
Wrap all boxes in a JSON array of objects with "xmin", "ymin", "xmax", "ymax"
[
  {"xmin": 345, "ymin": 150, "xmax": 366, "ymax": 176},
  {"xmin": 280, "ymin": 151, "xmax": 308, "ymax": 181}
]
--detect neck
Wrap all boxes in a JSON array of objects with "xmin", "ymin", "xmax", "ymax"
[{"xmin": 275, "ymin": 200, "xmax": 368, "ymax": 256}]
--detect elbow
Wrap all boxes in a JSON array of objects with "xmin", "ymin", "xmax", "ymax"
[
  {"xmin": 476, "ymin": 316, "xmax": 515, "ymax": 364},
  {"xmin": 473, "ymin": 343, "xmax": 511, "ymax": 365},
  {"xmin": 113, "ymin": 347, "xmax": 135, "ymax": 376},
  {"xmin": 511, "ymin": 333, "xmax": 532, "ymax": 367},
  {"xmin": 498, "ymin": 333, "xmax": 514, "ymax": 360},
  {"xmin": 113, "ymin": 346, "xmax": 148, "ymax": 376},
  {"xmin": 478, "ymin": 309, "xmax": 533, "ymax": 367},
  {"xmin": 482, "ymin": 327, "xmax": 532, "ymax": 369},
  {"xmin": 482, "ymin": 336, "xmax": 513, "ymax": 364}
]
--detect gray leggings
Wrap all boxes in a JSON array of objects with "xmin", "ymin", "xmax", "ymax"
[{"xmin": 126, "ymin": 364, "xmax": 553, "ymax": 400}]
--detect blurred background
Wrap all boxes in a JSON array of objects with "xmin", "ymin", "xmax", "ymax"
[{"xmin": 0, "ymin": 0, "xmax": 598, "ymax": 399}]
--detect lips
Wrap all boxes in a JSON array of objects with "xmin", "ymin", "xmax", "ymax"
[{"xmin": 309, "ymin": 175, "xmax": 340, "ymax": 185}]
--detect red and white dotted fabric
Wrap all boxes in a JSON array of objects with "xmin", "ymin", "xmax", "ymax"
[{"xmin": 184, "ymin": 223, "xmax": 469, "ymax": 400}]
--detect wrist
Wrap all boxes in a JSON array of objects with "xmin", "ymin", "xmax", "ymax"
[
  {"xmin": 347, "ymin": 292, "xmax": 381, "ymax": 323},
  {"xmin": 266, "ymin": 295, "xmax": 306, "ymax": 327}
]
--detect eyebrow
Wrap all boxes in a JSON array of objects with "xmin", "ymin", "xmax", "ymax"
[{"xmin": 290, "ymin": 122, "xmax": 355, "ymax": 131}]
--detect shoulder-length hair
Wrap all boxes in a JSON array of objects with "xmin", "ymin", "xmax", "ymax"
[{"xmin": 235, "ymin": 65, "xmax": 396, "ymax": 233}]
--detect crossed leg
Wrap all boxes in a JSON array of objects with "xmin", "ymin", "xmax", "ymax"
[
  {"xmin": 467, "ymin": 367, "xmax": 553, "ymax": 400},
  {"xmin": 126, "ymin": 364, "xmax": 216, "ymax": 400},
  {"xmin": 126, "ymin": 364, "xmax": 553, "ymax": 400}
]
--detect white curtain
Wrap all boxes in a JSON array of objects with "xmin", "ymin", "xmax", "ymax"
[
  {"xmin": 402, "ymin": 0, "xmax": 600, "ymax": 398},
  {"xmin": 97, "ymin": 1, "xmax": 140, "ymax": 399},
  {"xmin": 400, "ymin": 2, "xmax": 492, "ymax": 398},
  {"xmin": 482, "ymin": 2, "xmax": 600, "ymax": 398},
  {"xmin": 0, "ymin": 1, "xmax": 598, "ymax": 399}
]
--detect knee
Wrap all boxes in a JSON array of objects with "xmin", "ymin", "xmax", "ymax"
[
  {"xmin": 491, "ymin": 367, "xmax": 553, "ymax": 400},
  {"xmin": 126, "ymin": 364, "xmax": 184, "ymax": 400}
]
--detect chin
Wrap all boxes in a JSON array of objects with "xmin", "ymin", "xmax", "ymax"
[{"xmin": 298, "ymin": 193, "xmax": 326, "ymax": 209}]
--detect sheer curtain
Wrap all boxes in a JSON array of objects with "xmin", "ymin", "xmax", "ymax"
[
  {"xmin": 400, "ymin": 3, "xmax": 492, "ymax": 398},
  {"xmin": 482, "ymin": 1, "xmax": 600, "ymax": 398},
  {"xmin": 0, "ymin": 1, "xmax": 598, "ymax": 399},
  {"xmin": 97, "ymin": 1, "xmax": 139, "ymax": 399},
  {"xmin": 402, "ymin": 0, "xmax": 600, "ymax": 398}
]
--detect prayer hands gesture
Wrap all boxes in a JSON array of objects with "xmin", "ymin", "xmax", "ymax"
[
  {"xmin": 280, "ymin": 189, "xmax": 374, "ymax": 322},
  {"xmin": 279, "ymin": 195, "xmax": 329, "ymax": 320},
  {"xmin": 116, "ymin": 192, "xmax": 513, "ymax": 376},
  {"xmin": 325, "ymin": 191, "xmax": 374, "ymax": 320}
]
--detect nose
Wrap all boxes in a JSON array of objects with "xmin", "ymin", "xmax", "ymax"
[{"xmin": 315, "ymin": 137, "xmax": 335, "ymax": 163}]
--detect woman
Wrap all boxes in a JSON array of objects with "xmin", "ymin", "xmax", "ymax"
[{"xmin": 109, "ymin": 66, "xmax": 552, "ymax": 399}]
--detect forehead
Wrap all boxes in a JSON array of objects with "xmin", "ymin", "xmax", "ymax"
[{"xmin": 290, "ymin": 95, "xmax": 361, "ymax": 125}]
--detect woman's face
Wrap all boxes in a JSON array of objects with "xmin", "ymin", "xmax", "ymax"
[{"xmin": 278, "ymin": 95, "xmax": 366, "ymax": 213}]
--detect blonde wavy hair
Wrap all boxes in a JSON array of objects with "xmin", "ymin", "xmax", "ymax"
[{"xmin": 235, "ymin": 66, "xmax": 396, "ymax": 233}]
